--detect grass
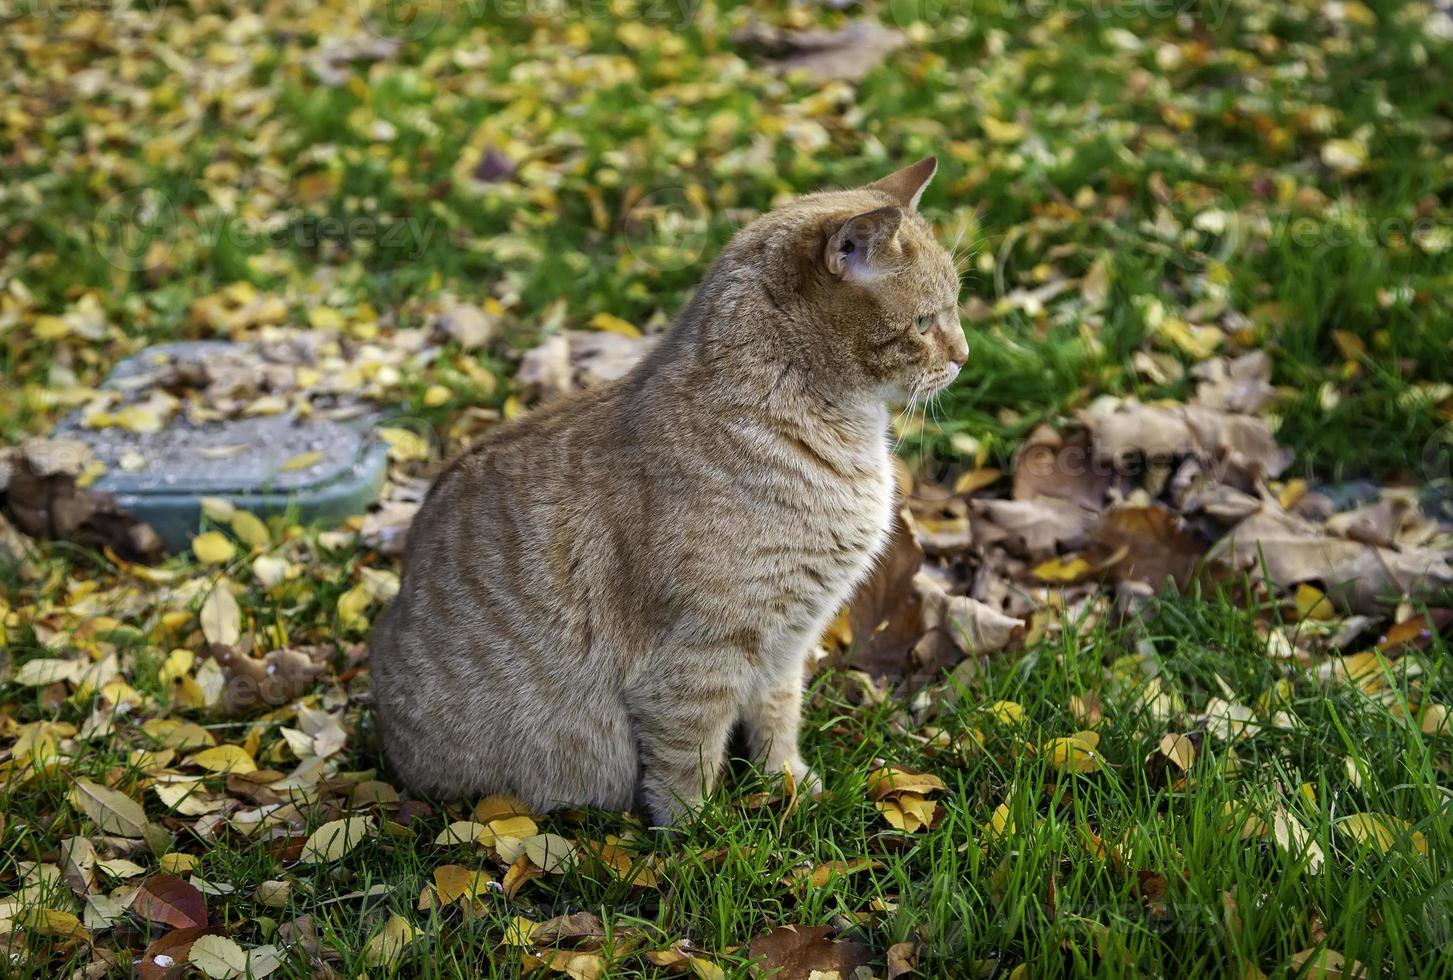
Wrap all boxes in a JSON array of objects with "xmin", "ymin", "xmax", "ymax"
[{"xmin": 2, "ymin": 0, "xmax": 1452, "ymax": 976}]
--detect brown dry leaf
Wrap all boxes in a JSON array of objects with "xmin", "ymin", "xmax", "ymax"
[
  {"xmin": 845, "ymin": 511, "xmax": 926, "ymax": 678},
  {"xmin": 1080, "ymin": 396, "xmax": 1292, "ymax": 482},
  {"xmin": 1325, "ymin": 497, "xmax": 1409, "ymax": 547},
  {"xmin": 1, "ymin": 441, "xmax": 163, "ymax": 562},
  {"xmin": 530, "ymin": 911, "xmax": 607, "ymax": 947},
  {"xmin": 745, "ymin": 923, "xmax": 875, "ymax": 980},
  {"xmin": 137, "ymin": 927, "xmax": 207, "ymax": 980},
  {"xmin": 973, "ymin": 497, "xmax": 1099, "ymax": 558},
  {"xmin": 886, "ymin": 941, "xmax": 917, "ymax": 979},
  {"xmin": 214, "ymin": 646, "xmax": 328, "ymax": 713},
  {"xmin": 916, "ymin": 573, "xmax": 1023, "ymax": 669},
  {"xmin": 1089, "ymin": 506, "xmax": 1207, "ymax": 589},
  {"xmin": 1012, "ymin": 426, "xmax": 1113, "ymax": 510},
  {"xmin": 733, "ymin": 19, "xmax": 907, "ymax": 83},
  {"xmin": 1191, "ymin": 351, "xmax": 1276, "ymax": 414},
  {"xmin": 1212, "ymin": 508, "xmax": 1453, "ymax": 613},
  {"xmin": 132, "ymin": 874, "xmax": 209, "ymax": 930},
  {"xmin": 518, "ymin": 331, "xmax": 654, "ymax": 403}
]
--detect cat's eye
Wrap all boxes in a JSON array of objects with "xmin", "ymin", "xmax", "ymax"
[{"xmin": 914, "ymin": 313, "xmax": 933, "ymax": 334}]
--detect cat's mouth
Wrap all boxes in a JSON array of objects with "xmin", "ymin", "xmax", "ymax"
[{"xmin": 922, "ymin": 363, "xmax": 961, "ymax": 394}]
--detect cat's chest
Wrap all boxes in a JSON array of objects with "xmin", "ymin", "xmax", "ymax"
[{"xmin": 764, "ymin": 446, "xmax": 894, "ymax": 626}]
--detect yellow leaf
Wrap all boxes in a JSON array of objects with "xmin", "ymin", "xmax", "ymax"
[
  {"xmin": 281, "ymin": 450, "xmax": 323, "ymax": 473},
  {"xmin": 523, "ymin": 833, "xmax": 577, "ymax": 873},
  {"xmin": 436, "ymin": 820, "xmax": 490, "ymax": 845},
  {"xmin": 301, "ymin": 816, "xmax": 376, "ymax": 863},
  {"xmin": 987, "ymin": 700, "xmax": 1025, "ymax": 725},
  {"xmin": 199, "ymin": 579, "xmax": 242, "ymax": 647},
  {"xmin": 1336, "ymin": 812, "xmax": 1428, "ymax": 857},
  {"xmin": 229, "ymin": 510, "xmax": 270, "ymax": 549},
  {"xmin": 200, "ymin": 496, "xmax": 236, "ymax": 521},
  {"xmin": 866, "ymin": 766, "xmax": 947, "ymax": 800},
  {"xmin": 423, "ymin": 384, "xmax": 452, "ymax": 408},
  {"xmin": 588, "ymin": 312, "xmax": 642, "ymax": 337},
  {"xmin": 433, "ymin": 864, "xmax": 493, "ymax": 905},
  {"xmin": 985, "ymin": 802, "xmax": 1014, "ymax": 840},
  {"xmin": 1041, "ymin": 734, "xmax": 1104, "ymax": 773},
  {"xmin": 1158, "ymin": 733, "xmax": 1196, "ymax": 771},
  {"xmin": 487, "ymin": 815, "xmax": 538, "ymax": 841},
  {"xmin": 379, "ymin": 426, "xmax": 430, "ymax": 462},
  {"xmin": 1031, "ymin": 555, "xmax": 1095, "ymax": 583},
  {"xmin": 337, "ymin": 582, "xmax": 374, "ymax": 627},
  {"xmin": 1295, "ymin": 584, "xmax": 1334, "ymax": 622},
  {"xmin": 192, "ymin": 531, "xmax": 235, "ymax": 565},
  {"xmin": 188, "ymin": 744, "xmax": 258, "ymax": 774},
  {"xmin": 17, "ymin": 908, "xmax": 89, "ymax": 943},
  {"xmin": 503, "ymin": 916, "xmax": 539, "ymax": 947},
  {"xmin": 363, "ymin": 913, "xmax": 419, "ymax": 968},
  {"xmin": 952, "ymin": 468, "xmax": 1001, "ymax": 495},
  {"xmin": 308, "ymin": 307, "xmax": 346, "ymax": 331}
]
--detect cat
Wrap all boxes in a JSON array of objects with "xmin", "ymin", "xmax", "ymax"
[{"xmin": 369, "ymin": 158, "xmax": 968, "ymax": 824}]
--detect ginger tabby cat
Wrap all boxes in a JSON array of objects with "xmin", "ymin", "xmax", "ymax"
[{"xmin": 370, "ymin": 158, "xmax": 968, "ymax": 824}]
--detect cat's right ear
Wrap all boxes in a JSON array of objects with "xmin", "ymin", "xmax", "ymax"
[{"xmin": 824, "ymin": 206, "xmax": 903, "ymax": 281}]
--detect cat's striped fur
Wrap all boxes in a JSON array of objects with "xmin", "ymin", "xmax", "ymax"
[{"xmin": 369, "ymin": 159, "xmax": 968, "ymax": 824}]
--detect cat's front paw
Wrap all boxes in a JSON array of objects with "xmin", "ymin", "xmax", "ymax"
[{"xmin": 785, "ymin": 759, "xmax": 824, "ymax": 799}]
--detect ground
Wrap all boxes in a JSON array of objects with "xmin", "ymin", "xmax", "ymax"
[{"xmin": 2, "ymin": 0, "xmax": 1453, "ymax": 977}]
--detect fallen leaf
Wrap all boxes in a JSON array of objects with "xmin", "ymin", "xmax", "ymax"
[
  {"xmin": 745, "ymin": 923, "xmax": 874, "ymax": 980},
  {"xmin": 199, "ymin": 580, "xmax": 243, "ymax": 647},
  {"xmin": 300, "ymin": 816, "xmax": 375, "ymax": 863},
  {"xmin": 70, "ymin": 778, "xmax": 149, "ymax": 837},
  {"xmin": 132, "ymin": 874, "xmax": 208, "ymax": 930}
]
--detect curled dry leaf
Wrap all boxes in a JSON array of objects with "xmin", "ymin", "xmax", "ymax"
[
  {"xmin": 0, "ymin": 440, "xmax": 163, "ymax": 562},
  {"xmin": 1211, "ymin": 508, "xmax": 1453, "ymax": 613},
  {"xmin": 517, "ymin": 330, "xmax": 655, "ymax": 403}
]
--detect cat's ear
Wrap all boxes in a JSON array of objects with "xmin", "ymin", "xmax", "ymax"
[
  {"xmin": 866, "ymin": 156, "xmax": 938, "ymax": 211},
  {"xmin": 825, "ymin": 206, "xmax": 904, "ymax": 280}
]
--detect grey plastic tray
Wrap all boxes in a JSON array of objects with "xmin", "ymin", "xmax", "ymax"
[{"xmin": 55, "ymin": 341, "xmax": 389, "ymax": 551}]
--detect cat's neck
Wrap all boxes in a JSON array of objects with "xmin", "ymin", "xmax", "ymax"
[{"xmin": 626, "ymin": 273, "xmax": 887, "ymax": 442}]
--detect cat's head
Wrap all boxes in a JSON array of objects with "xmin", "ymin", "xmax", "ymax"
[{"xmin": 755, "ymin": 158, "xmax": 968, "ymax": 404}]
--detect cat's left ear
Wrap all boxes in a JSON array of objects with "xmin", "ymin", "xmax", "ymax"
[
  {"xmin": 866, "ymin": 156, "xmax": 938, "ymax": 211},
  {"xmin": 825, "ymin": 206, "xmax": 903, "ymax": 280}
]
